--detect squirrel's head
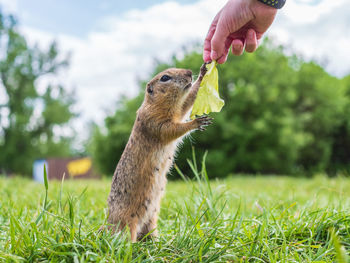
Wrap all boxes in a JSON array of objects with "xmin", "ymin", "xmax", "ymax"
[{"xmin": 144, "ymin": 68, "xmax": 192, "ymax": 115}]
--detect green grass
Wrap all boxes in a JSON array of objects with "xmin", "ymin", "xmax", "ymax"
[{"xmin": 0, "ymin": 158, "xmax": 349, "ymax": 262}]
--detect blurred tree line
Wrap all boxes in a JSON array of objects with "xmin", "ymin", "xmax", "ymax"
[
  {"xmin": 91, "ymin": 41, "xmax": 350, "ymax": 178},
  {"xmin": 1, "ymin": 9, "xmax": 349, "ymax": 178},
  {"xmin": 0, "ymin": 12, "xmax": 75, "ymax": 175}
]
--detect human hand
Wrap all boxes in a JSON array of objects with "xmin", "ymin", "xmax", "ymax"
[{"xmin": 203, "ymin": 0, "xmax": 277, "ymax": 64}]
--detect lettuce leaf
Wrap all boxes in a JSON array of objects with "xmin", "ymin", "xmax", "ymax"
[{"xmin": 190, "ymin": 61, "xmax": 224, "ymax": 119}]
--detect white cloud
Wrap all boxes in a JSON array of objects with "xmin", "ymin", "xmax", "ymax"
[
  {"xmin": 0, "ymin": 0, "xmax": 18, "ymax": 13},
  {"xmin": 280, "ymin": 0, "xmax": 347, "ymax": 24},
  {"xmin": 5, "ymin": 0, "xmax": 350, "ymax": 136},
  {"xmin": 19, "ymin": 0, "xmax": 226, "ymax": 125},
  {"xmin": 270, "ymin": 0, "xmax": 350, "ymax": 76}
]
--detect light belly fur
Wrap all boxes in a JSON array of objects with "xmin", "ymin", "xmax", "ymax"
[{"xmin": 136, "ymin": 141, "xmax": 178, "ymax": 233}]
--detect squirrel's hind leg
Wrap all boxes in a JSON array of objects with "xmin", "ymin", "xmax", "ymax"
[{"xmin": 137, "ymin": 214, "xmax": 159, "ymax": 241}]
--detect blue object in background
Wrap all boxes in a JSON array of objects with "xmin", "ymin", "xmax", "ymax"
[{"xmin": 33, "ymin": 160, "xmax": 48, "ymax": 183}]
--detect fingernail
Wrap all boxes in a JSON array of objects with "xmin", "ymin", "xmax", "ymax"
[{"xmin": 233, "ymin": 44, "xmax": 242, "ymax": 50}]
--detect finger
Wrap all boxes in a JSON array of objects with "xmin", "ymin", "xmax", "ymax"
[
  {"xmin": 231, "ymin": 39, "xmax": 244, "ymax": 56},
  {"xmin": 211, "ymin": 4, "xmax": 250, "ymax": 62},
  {"xmin": 217, "ymin": 34, "xmax": 234, "ymax": 64},
  {"xmin": 245, "ymin": 29, "xmax": 257, "ymax": 53},
  {"xmin": 203, "ymin": 11, "xmax": 221, "ymax": 62},
  {"xmin": 203, "ymin": 26, "xmax": 216, "ymax": 62},
  {"xmin": 210, "ymin": 15, "xmax": 232, "ymax": 62},
  {"xmin": 217, "ymin": 53, "xmax": 229, "ymax": 64}
]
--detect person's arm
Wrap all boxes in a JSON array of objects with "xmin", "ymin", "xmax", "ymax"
[{"xmin": 203, "ymin": 0, "xmax": 285, "ymax": 63}]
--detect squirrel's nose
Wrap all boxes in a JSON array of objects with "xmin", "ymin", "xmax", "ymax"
[{"xmin": 185, "ymin": 70, "xmax": 192, "ymax": 78}]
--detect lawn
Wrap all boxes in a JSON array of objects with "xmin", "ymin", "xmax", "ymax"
[{"xmin": 0, "ymin": 161, "xmax": 349, "ymax": 262}]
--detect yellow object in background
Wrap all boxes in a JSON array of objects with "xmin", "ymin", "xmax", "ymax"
[
  {"xmin": 190, "ymin": 61, "xmax": 224, "ymax": 119},
  {"xmin": 67, "ymin": 158, "xmax": 92, "ymax": 177}
]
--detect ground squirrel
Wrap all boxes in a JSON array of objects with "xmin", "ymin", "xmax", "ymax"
[{"xmin": 106, "ymin": 63, "xmax": 212, "ymax": 242}]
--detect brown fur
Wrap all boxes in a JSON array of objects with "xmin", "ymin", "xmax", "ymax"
[{"xmin": 106, "ymin": 63, "xmax": 212, "ymax": 242}]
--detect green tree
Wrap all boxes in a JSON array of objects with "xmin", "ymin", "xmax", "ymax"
[
  {"xmin": 89, "ymin": 95, "xmax": 142, "ymax": 175},
  {"xmin": 328, "ymin": 75, "xmax": 350, "ymax": 174},
  {"xmin": 0, "ymin": 13, "xmax": 76, "ymax": 175},
  {"xmin": 91, "ymin": 41, "xmax": 349, "ymax": 178}
]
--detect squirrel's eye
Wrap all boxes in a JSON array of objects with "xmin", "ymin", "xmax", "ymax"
[{"xmin": 160, "ymin": 75, "xmax": 171, "ymax": 82}]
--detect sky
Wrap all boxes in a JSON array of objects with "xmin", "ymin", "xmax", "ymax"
[{"xmin": 0, "ymin": 0, "xmax": 349, "ymax": 134}]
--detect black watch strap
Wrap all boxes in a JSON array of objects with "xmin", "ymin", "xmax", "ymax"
[{"xmin": 257, "ymin": 0, "xmax": 286, "ymax": 9}]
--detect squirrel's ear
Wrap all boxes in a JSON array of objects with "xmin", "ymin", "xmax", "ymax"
[{"xmin": 147, "ymin": 84, "xmax": 153, "ymax": 94}]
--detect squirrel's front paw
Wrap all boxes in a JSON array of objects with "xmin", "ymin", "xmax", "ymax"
[
  {"xmin": 195, "ymin": 115, "xmax": 213, "ymax": 131},
  {"xmin": 199, "ymin": 62, "xmax": 209, "ymax": 78}
]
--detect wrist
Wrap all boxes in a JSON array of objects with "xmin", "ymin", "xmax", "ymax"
[
  {"xmin": 257, "ymin": 0, "xmax": 286, "ymax": 9},
  {"xmin": 250, "ymin": 0, "xmax": 278, "ymax": 22}
]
